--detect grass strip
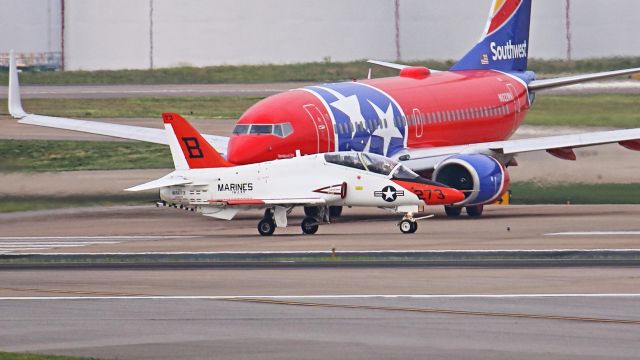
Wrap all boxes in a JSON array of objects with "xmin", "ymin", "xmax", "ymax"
[
  {"xmin": 0, "ymin": 352, "xmax": 100, "ymax": 360},
  {"xmin": 0, "ymin": 96, "xmax": 263, "ymax": 119},
  {"xmin": 1, "ymin": 58, "xmax": 640, "ymax": 85},
  {"xmin": 2, "ymin": 251, "xmax": 639, "ymax": 266},
  {"xmin": 2, "ymin": 94, "xmax": 639, "ymax": 127},
  {"xmin": 0, "ymin": 140, "xmax": 171, "ymax": 172},
  {"xmin": 526, "ymin": 95, "xmax": 640, "ymax": 128},
  {"xmin": 510, "ymin": 182, "xmax": 640, "ymax": 205},
  {"xmin": 0, "ymin": 194, "xmax": 157, "ymax": 213}
]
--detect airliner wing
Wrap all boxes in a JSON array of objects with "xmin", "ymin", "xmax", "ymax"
[
  {"xmin": 399, "ymin": 128, "xmax": 640, "ymax": 172},
  {"xmin": 7, "ymin": 50, "xmax": 229, "ymax": 156}
]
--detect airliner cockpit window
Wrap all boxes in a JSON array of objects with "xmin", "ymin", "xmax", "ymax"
[
  {"xmin": 232, "ymin": 124, "xmax": 250, "ymax": 135},
  {"xmin": 250, "ymin": 124, "xmax": 273, "ymax": 134},
  {"xmin": 233, "ymin": 123, "xmax": 293, "ymax": 137},
  {"xmin": 324, "ymin": 153, "xmax": 366, "ymax": 171},
  {"xmin": 281, "ymin": 123, "xmax": 293, "ymax": 137},
  {"xmin": 360, "ymin": 153, "xmax": 397, "ymax": 176}
]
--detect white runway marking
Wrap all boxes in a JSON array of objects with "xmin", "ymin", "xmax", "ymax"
[
  {"xmin": 0, "ymin": 236, "xmax": 200, "ymax": 240},
  {"xmin": 1, "ymin": 294, "xmax": 640, "ymax": 301},
  {"xmin": 0, "ymin": 235, "xmax": 200, "ymax": 254},
  {"xmin": 546, "ymin": 231, "xmax": 640, "ymax": 236}
]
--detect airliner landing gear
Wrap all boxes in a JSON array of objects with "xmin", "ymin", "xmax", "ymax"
[
  {"xmin": 305, "ymin": 206, "xmax": 343, "ymax": 218},
  {"xmin": 329, "ymin": 206, "xmax": 343, "ymax": 218},
  {"xmin": 444, "ymin": 206, "xmax": 462, "ymax": 217},
  {"xmin": 466, "ymin": 205, "xmax": 484, "ymax": 217},
  {"xmin": 444, "ymin": 205, "xmax": 484, "ymax": 218},
  {"xmin": 301, "ymin": 216, "xmax": 319, "ymax": 235}
]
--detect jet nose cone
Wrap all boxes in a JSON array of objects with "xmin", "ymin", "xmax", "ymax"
[{"xmin": 445, "ymin": 188, "xmax": 466, "ymax": 204}]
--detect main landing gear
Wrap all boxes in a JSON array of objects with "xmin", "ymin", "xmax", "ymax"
[
  {"xmin": 257, "ymin": 207, "xmax": 329, "ymax": 236},
  {"xmin": 257, "ymin": 217, "xmax": 276, "ymax": 236},
  {"xmin": 301, "ymin": 217, "xmax": 319, "ymax": 235}
]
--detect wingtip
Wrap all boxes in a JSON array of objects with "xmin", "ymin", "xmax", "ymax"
[{"xmin": 8, "ymin": 49, "xmax": 27, "ymax": 118}]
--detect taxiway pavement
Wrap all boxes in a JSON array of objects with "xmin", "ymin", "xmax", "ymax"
[{"xmin": 1, "ymin": 205, "xmax": 639, "ymax": 253}]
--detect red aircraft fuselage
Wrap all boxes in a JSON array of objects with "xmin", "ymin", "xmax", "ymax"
[{"xmin": 227, "ymin": 68, "xmax": 531, "ymax": 165}]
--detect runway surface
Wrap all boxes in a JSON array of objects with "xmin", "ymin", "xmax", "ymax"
[
  {"xmin": 2, "ymin": 204, "xmax": 639, "ymax": 359},
  {"xmin": 1, "ymin": 293, "xmax": 639, "ymax": 359},
  {"xmin": 1, "ymin": 205, "xmax": 639, "ymax": 253}
]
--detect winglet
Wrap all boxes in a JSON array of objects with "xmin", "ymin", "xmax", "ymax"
[
  {"xmin": 8, "ymin": 50, "xmax": 27, "ymax": 118},
  {"xmin": 162, "ymin": 112, "xmax": 234, "ymax": 170}
]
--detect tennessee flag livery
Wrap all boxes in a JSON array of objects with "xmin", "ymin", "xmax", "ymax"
[
  {"xmin": 451, "ymin": 0, "xmax": 531, "ymax": 72},
  {"xmin": 8, "ymin": 0, "xmax": 640, "ymax": 219}
]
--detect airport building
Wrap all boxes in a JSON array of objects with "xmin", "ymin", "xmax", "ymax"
[{"xmin": 1, "ymin": 0, "xmax": 640, "ymax": 70}]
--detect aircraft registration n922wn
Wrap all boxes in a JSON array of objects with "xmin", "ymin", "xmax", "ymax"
[
  {"xmin": 8, "ymin": 0, "xmax": 640, "ymax": 218},
  {"xmin": 125, "ymin": 113, "xmax": 464, "ymax": 235}
]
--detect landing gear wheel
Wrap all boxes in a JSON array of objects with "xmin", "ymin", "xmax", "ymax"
[
  {"xmin": 257, "ymin": 218, "xmax": 276, "ymax": 236},
  {"xmin": 301, "ymin": 216, "xmax": 319, "ymax": 235},
  {"xmin": 399, "ymin": 219, "xmax": 418, "ymax": 234},
  {"xmin": 466, "ymin": 205, "xmax": 484, "ymax": 217},
  {"xmin": 329, "ymin": 206, "xmax": 343, "ymax": 218},
  {"xmin": 444, "ymin": 206, "xmax": 462, "ymax": 217},
  {"xmin": 304, "ymin": 206, "xmax": 319, "ymax": 217}
]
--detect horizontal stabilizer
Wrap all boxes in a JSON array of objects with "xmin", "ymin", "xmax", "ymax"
[
  {"xmin": 529, "ymin": 68, "xmax": 640, "ymax": 91},
  {"xmin": 367, "ymin": 60, "xmax": 409, "ymax": 70},
  {"xmin": 125, "ymin": 175, "xmax": 192, "ymax": 192}
]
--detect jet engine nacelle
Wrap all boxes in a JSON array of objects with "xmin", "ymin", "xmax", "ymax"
[{"xmin": 432, "ymin": 154, "xmax": 509, "ymax": 207}]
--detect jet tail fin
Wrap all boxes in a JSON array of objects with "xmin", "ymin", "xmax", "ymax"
[
  {"xmin": 162, "ymin": 112, "xmax": 233, "ymax": 170},
  {"xmin": 451, "ymin": 0, "xmax": 532, "ymax": 72}
]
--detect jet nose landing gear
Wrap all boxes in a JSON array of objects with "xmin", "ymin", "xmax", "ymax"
[{"xmin": 398, "ymin": 214, "xmax": 434, "ymax": 234}]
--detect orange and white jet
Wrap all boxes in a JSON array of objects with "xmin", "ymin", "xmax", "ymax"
[{"xmin": 126, "ymin": 113, "xmax": 464, "ymax": 235}]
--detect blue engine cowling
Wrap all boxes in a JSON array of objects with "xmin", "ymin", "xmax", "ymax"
[{"xmin": 432, "ymin": 154, "xmax": 510, "ymax": 206}]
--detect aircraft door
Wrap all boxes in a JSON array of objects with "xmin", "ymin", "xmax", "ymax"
[
  {"xmin": 506, "ymin": 83, "xmax": 522, "ymax": 133},
  {"xmin": 303, "ymin": 104, "xmax": 332, "ymax": 153},
  {"xmin": 413, "ymin": 108, "xmax": 424, "ymax": 138},
  {"xmin": 506, "ymin": 83, "xmax": 521, "ymax": 116}
]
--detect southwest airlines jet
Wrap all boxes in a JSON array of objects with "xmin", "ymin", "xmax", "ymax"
[{"xmin": 8, "ymin": 0, "xmax": 640, "ymax": 218}]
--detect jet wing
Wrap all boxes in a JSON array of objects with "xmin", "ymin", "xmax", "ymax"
[
  {"xmin": 210, "ymin": 198, "xmax": 327, "ymax": 206},
  {"xmin": 7, "ymin": 50, "xmax": 229, "ymax": 156},
  {"xmin": 398, "ymin": 128, "xmax": 640, "ymax": 172}
]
